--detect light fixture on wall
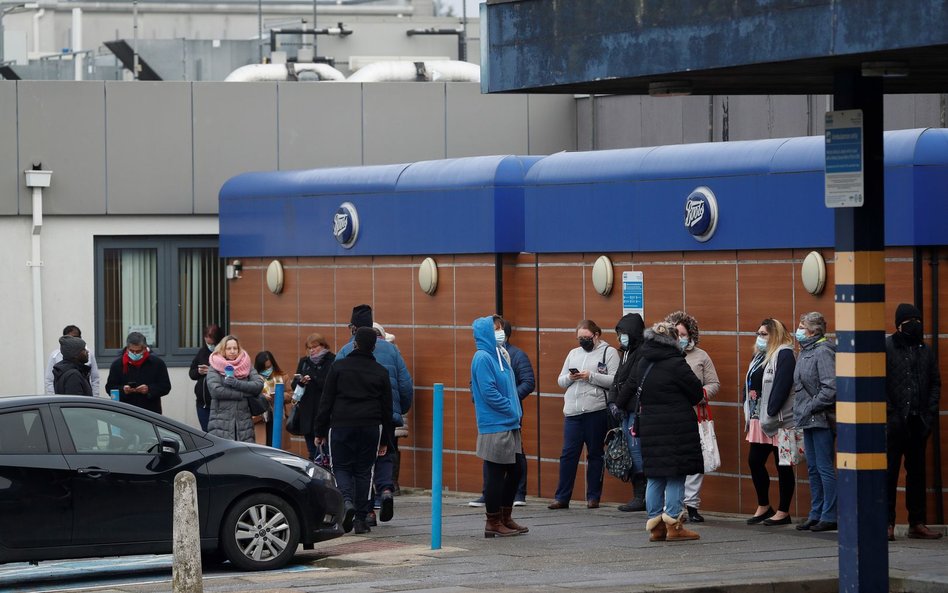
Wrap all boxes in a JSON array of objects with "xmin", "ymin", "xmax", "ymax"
[
  {"xmin": 225, "ymin": 259, "xmax": 243, "ymax": 280},
  {"xmin": 266, "ymin": 260, "xmax": 284, "ymax": 294},
  {"xmin": 418, "ymin": 257, "xmax": 438, "ymax": 295},
  {"xmin": 591, "ymin": 255, "xmax": 614, "ymax": 296},
  {"xmin": 801, "ymin": 251, "xmax": 826, "ymax": 295}
]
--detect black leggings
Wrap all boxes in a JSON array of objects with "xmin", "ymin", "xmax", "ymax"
[
  {"xmin": 748, "ymin": 443, "xmax": 795, "ymax": 512},
  {"xmin": 484, "ymin": 455, "xmax": 524, "ymax": 514}
]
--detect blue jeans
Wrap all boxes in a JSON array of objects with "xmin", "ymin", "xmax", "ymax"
[
  {"xmin": 803, "ymin": 427, "xmax": 837, "ymax": 522},
  {"xmin": 554, "ymin": 409, "xmax": 607, "ymax": 503},
  {"xmin": 645, "ymin": 475, "xmax": 686, "ymax": 519},
  {"xmin": 196, "ymin": 405, "xmax": 210, "ymax": 432},
  {"xmin": 621, "ymin": 413, "xmax": 644, "ymax": 475}
]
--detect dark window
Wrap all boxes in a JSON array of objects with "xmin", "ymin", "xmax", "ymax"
[{"xmin": 0, "ymin": 410, "xmax": 48, "ymax": 453}]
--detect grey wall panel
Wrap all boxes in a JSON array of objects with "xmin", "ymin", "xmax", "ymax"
[
  {"xmin": 446, "ymin": 83, "xmax": 527, "ymax": 158},
  {"xmin": 362, "ymin": 83, "xmax": 445, "ymax": 165},
  {"xmin": 0, "ymin": 83, "xmax": 18, "ymax": 215},
  {"xmin": 527, "ymin": 94, "xmax": 577, "ymax": 154},
  {"xmin": 105, "ymin": 82, "xmax": 193, "ymax": 214},
  {"xmin": 17, "ymin": 81, "xmax": 106, "ymax": 215},
  {"xmin": 682, "ymin": 96, "xmax": 713, "ymax": 145},
  {"xmin": 724, "ymin": 95, "xmax": 774, "ymax": 141},
  {"xmin": 641, "ymin": 96, "xmax": 687, "ymax": 147},
  {"xmin": 596, "ymin": 95, "xmax": 642, "ymax": 149},
  {"xmin": 192, "ymin": 83, "xmax": 278, "ymax": 214},
  {"xmin": 768, "ymin": 95, "xmax": 809, "ymax": 139},
  {"xmin": 576, "ymin": 96, "xmax": 592, "ymax": 151},
  {"xmin": 884, "ymin": 95, "xmax": 918, "ymax": 131},
  {"xmin": 911, "ymin": 94, "xmax": 943, "ymax": 128},
  {"xmin": 278, "ymin": 83, "xmax": 363, "ymax": 171}
]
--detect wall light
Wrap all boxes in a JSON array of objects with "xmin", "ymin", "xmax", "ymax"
[
  {"xmin": 418, "ymin": 257, "xmax": 438, "ymax": 295},
  {"xmin": 801, "ymin": 251, "xmax": 826, "ymax": 295},
  {"xmin": 591, "ymin": 255, "xmax": 614, "ymax": 296},
  {"xmin": 225, "ymin": 259, "xmax": 243, "ymax": 280}
]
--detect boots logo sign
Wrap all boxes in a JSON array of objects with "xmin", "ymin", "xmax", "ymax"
[
  {"xmin": 683, "ymin": 186, "xmax": 718, "ymax": 243},
  {"xmin": 333, "ymin": 202, "xmax": 360, "ymax": 248}
]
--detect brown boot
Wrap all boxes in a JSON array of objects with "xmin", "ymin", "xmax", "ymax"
[
  {"xmin": 907, "ymin": 523, "xmax": 944, "ymax": 539},
  {"xmin": 663, "ymin": 512, "xmax": 700, "ymax": 541},
  {"xmin": 502, "ymin": 507, "xmax": 529, "ymax": 534},
  {"xmin": 646, "ymin": 515, "xmax": 667, "ymax": 542},
  {"xmin": 485, "ymin": 511, "xmax": 520, "ymax": 538}
]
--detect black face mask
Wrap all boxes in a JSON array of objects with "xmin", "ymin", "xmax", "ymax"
[
  {"xmin": 579, "ymin": 337, "xmax": 595, "ymax": 352},
  {"xmin": 900, "ymin": 319, "xmax": 923, "ymax": 341}
]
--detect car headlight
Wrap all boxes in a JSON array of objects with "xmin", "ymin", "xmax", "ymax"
[{"xmin": 269, "ymin": 455, "xmax": 334, "ymax": 484}]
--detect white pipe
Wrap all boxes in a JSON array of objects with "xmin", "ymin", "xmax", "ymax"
[
  {"xmin": 72, "ymin": 7, "xmax": 82, "ymax": 80},
  {"xmin": 32, "ymin": 8, "xmax": 44, "ymax": 54},
  {"xmin": 31, "ymin": 186, "xmax": 44, "ymax": 394},
  {"xmin": 36, "ymin": 2, "xmax": 414, "ymax": 17},
  {"xmin": 224, "ymin": 62, "xmax": 345, "ymax": 82},
  {"xmin": 346, "ymin": 60, "xmax": 480, "ymax": 83}
]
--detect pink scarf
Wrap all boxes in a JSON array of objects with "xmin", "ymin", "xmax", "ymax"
[{"xmin": 209, "ymin": 350, "xmax": 252, "ymax": 379}]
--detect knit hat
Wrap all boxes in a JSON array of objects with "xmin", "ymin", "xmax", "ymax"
[
  {"xmin": 895, "ymin": 303, "xmax": 921, "ymax": 327},
  {"xmin": 59, "ymin": 335, "xmax": 86, "ymax": 361},
  {"xmin": 350, "ymin": 304, "xmax": 373, "ymax": 328},
  {"xmin": 354, "ymin": 326, "xmax": 377, "ymax": 352},
  {"xmin": 372, "ymin": 322, "xmax": 396, "ymax": 343}
]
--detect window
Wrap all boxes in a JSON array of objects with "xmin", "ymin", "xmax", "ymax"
[
  {"xmin": 0, "ymin": 410, "xmax": 48, "ymax": 453},
  {"xmin": 95, "ymin": 237, "xmax": 227, "ymax": 366},
  {"xmin": 62, "ymin": 407, "xmax": 163, "ymax": 454}
]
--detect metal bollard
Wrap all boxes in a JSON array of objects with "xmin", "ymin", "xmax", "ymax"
[
  {"xmin": 432, "ymin": 382, "xmax": 444, "ymax": 550},
  {"xmin": 173, "ymin": 471, "xmax": 203, "ymax": 593},
  {"xmin": 272, "ymin": 382, "xmax": 285, "ymax": 449}
]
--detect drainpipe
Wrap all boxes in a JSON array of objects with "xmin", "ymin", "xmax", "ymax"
[
  {"xmin": 24, "ymin": 165, "xmax": 51, "ymax": 394},
  {"xmin": 930, "ymin": 247, "xmax": 943, "ymax": 524},
  {"xmin": 494, "ymin": 254, "xmax": 503, "ymax": 317},
  {"xmin": 32, "ymin": 8, "xmax": 43, "ymax": 53},
  {"xmin": 71, "ymin": 7, "xmax": 82, "ymax": 80}
]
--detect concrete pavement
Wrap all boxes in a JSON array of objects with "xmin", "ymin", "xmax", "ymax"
[{"xmin": 3, "ymin": 491, "xmax": 946, "ymax": 592}]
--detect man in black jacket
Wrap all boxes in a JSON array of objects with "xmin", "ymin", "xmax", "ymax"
[
  {"xmin": 52, "ymin": 336, "xmax": 93, "ymax": 396},
  {"xmin": 886, "ymin": 303, "xmax": 942, "ymax": 541},
  {"xmin": 104, "ymin": 332, "xmax": 172, "ymax": 414},
  {"xmin": 315, "ymin": 327, "xmax": 393, "ymax": 535}
]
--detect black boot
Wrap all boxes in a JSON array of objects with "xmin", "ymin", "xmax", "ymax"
[{"xmin": 618, "ymin": 473, "xmax": 646, "ymax": 512}]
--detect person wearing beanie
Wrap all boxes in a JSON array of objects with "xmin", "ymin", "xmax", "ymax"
[
  {"xmin": 44, "ymin": 324, "xmax": 101, "ymax": 396},
  {"xmin": 315, "ymin": 327, "xmax": 393, "ymax": 535},
  {"xmin": 885, "ymin": 303, "xmax": 942, "ymax": 541},
  {"xmin": 52, "ymin": 336, "xmax": 93, "ymax": 396},
  {"xmin": 337, "ymin": 304, "xmax": 413, "ymax": 526}
]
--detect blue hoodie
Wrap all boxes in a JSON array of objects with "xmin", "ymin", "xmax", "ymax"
[{"xmin": 470, "ymin": 316, "xmax": 521, "ymax": 434}]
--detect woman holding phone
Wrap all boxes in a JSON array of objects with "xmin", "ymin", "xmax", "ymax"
[
  {"xmin": 291, "ymin": 333, "xmax": 336, "ymax": 461},
  {"xmin": 206, "ymin": 335, "xmax": 264, "ymax": 442},
  {"xmin": 189, "ymin": 323, "xmax": 224, "ymax": 431}
]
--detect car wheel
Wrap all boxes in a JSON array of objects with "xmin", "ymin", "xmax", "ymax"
[{"xmin": 220, "ymin": 493, "xmax": 300, "ymax": 571}]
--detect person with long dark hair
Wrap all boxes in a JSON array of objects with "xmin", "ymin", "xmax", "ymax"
[
  {"xmin": 254, "ymin": 350, "xmax": 286, "ymax": 446},
  {"xmin": 189, "ymin": 323, "xmax": 224, "ymax": 431}
]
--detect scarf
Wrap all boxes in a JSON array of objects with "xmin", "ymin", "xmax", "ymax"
[
  {"xmin": 309, "ymin": 350, "xmax": 329, "ymax": 365},
  {"xmin": 122, "ymin": 348, "xmax": 151, "ymax": 373},
  {"xmin": 745, "ymin": 352, "xmax": 766, "ymax": 419},
  {"xmin": 209, "ymin": 350, "xmax": 253, "ymax": 379}
]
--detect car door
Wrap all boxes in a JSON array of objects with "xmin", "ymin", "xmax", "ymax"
[
  {"xmin": 0, "ymin": 405, "xmax": 73, "ymax": 551},
  {"xmin": 55, "ymin": 404, "xmax": 209, "ymax": 546}
]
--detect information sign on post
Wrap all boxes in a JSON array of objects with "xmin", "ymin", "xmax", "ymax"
[
  {"xmin": 621, "ymin": 271, "xmax": 644, "ymax": 318},
  {"xmin": 825, "ymin": 109, "xmax": 864, "ymax": 208}
]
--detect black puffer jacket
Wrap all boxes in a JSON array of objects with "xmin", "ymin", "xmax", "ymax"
[
  {"xmin": 52, "ymin": 360, "xmax": 93, "ymax": 396},
  {"xmin": 609, "ymin": 313, "xmax": 646, "ymax": 411},
  {"xmin": 291, "ymin": 353, "xmax": 336, "ymax": 436},
  {"xmin": 886, "ymin": 332, "xmax": 941, "ymax": 435},
  {"xmin": 635, "ymin": 329, "xmax": 704, "ymax": 478},
  {"xmin": 315, "ymin": 349, "xmax": 393, "ymax": 441}
]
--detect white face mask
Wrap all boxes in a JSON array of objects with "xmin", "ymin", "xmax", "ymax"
[
  {"xmin": 619, "ymin": 334, "xmax": 630, "ymax": 348},
  {"xmin": 494, "ymin": 329, "xmax": 506, "ymax": 346},
  {"xmin": 755, "ymin": 336, "xmax": 768, "ymax": 352}
]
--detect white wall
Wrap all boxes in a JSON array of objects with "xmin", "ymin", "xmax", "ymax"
[{"xmin": 0, "ymin": 214, "xmax": 218, "ymax": 430}]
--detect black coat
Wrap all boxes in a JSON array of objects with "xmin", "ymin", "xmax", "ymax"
[
  {"xmin": 292, "ymin": 353, "xmax": 335, "ymax": 436},
  {"xmin": 315, "ymin": 350, "xmax": 393, "ymax": 441},
  {"xmin": 104, "ymin": 353, "xmax": 172, "ymax": 414},
  {"xmin": 609, "ymin": 313, "xmax": 646, "ymax": 411},
  {"xmin": 188, "ymin": 346, "xmax": 213, "ymax": 408},
  {"xmin": 52, "ymin": 360, "xmax": 93, "ymax": 396},
  {"xmin": 635, "ymin": 332, "xmax": 704, "ymax": 478},
  {"xmin": 886, "ymin": 332, "xmax": 941, "ymax": 436}
]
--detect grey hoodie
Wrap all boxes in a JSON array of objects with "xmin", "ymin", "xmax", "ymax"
[
  {"xmin": 557, "ymin": 340, "xmax": 620, "ymax": 417},
  {"xmin": 792, "ymin": 338, "xmax": 837, "ymax": 430}
]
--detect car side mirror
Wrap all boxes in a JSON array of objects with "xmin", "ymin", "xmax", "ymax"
[{"xmin": 159, "ymin": 437, "xmax": 180, "ymax": 456}]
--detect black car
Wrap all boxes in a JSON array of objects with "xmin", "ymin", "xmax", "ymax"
[{"xmin": 0, "ymin": 396, "xmax": 345, "ymax": 571}]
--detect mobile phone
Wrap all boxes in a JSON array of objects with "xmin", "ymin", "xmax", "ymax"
[
  {"xmin": 569, "ymin": 368, "xmax": 580, "ymax": 374},
  {"xmin": 126, "ymin": 382, "xmax": 139, "ymax": 388}
]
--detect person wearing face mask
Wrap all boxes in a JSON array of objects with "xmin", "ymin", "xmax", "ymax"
[
  {"xmin": 743, "ymin": 318, "xmax": 797, "ymax": 526},
  {"xmin": 292, "ymin": 333, "xmax": 336, "ymax": 461},
  {"xmin": 664, "ymin": 311, "xmax": 720, "ymax": 523},
  {"xmin": 608, "ymin": 313, "xmax": 647, "ymax": 512},
  {"xmin": 189, "ymin": 323, "xmax": 225, "ymax": 431},
  {"xmin": 549, "ymin": 320, "xmax": 620, "ymax": 510},
  {"xmin": 207, "ymin": 335, "xmax": 265, "ymax": 443},
  {"xmin": 105, "ymin": 332, "xmax": 171, "ymax": 414},
  {"xmin": 885, "ymin": 303, "xmax": 942, "ymax": 541},
  {"xmin": 253, "ymin": 351, "xmax": 286, "ymax": 446},
  {"xmin": 792, "ymin": 312, "xmax": 838, "ymax": 533}
]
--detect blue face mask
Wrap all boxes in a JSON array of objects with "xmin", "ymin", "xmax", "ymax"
[
  {"xmin": 261, "ymin": 367, "xmax": 273, "ymax": 378},
  {"xmin": 795, "ymin": 328, "xmax": 807, "ymax": 342},
  {"xmin": 494, "ymin": 329, "xmax": 506, "ymax": 346},
  {"xmin": 207, "ymin": 343, "xmax": 214, "ymax": 352},
  {"xmin": 678, "ymin": 337, "xmax": 689, "ymax": 351},
  {"xmin": 619, "ymin": 334, "xmax": 630, "ymax": 348},
  {"xmin": 128, "ymin": 351, "xmax": 143, "ymax": 361},
  {"xmin": 755, "ymin": 336, "xmax": 768, "ymax": 352}
]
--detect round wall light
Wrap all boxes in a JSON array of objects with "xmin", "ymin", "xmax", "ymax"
[
  {"xmin": 801, "ymin": 251, "xmax": 827, "ymax": 295},
  {"xmin": 591, "ymin": 255, "xmax": 614, "ymax": 296},
  {"xmin": 266, "ymin": 260, "xmax": 285, "ymax": 294},
  {"xmin": 418, "ymin": 257, "xmax": 439, "ymax": 296}
]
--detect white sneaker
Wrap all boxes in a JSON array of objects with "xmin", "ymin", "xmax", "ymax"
[
  {"xmin": 513, "ymin": 499, "xmax": 526, "ymax": 507},
  {"xmin": 468, "ymin": 496, "xmax": 485, "ymax": 507}
]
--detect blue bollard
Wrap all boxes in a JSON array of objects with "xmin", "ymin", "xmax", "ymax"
[
  {"xmin": 432, "ymin": 382, "xmax": 444, "ymax": 550},
  {"xmin": 272, "ymin": 382, "xmax": 285, "ymax": 449}
]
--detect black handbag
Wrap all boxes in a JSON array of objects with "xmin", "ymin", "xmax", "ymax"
[
  {"xmin": 285, "ymin": 404, "xmax": 304, "ymax": 435},
  {"xmin": 246, "ymin": 394, "xmax": 269, "ymax": 417}
]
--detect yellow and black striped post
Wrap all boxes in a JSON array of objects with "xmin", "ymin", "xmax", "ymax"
[{"xmin": 832, "ymin": 71, "xmax": 887, "ymax": 592}]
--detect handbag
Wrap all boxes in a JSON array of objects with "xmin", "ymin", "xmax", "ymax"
[
  {"xmin": 246, "ymin": 394, "xmax": 269, "ymax": 417},
  {"xmin": 285, "ymin": 404, "xmax": 304, "ymax": 435},
  {"xmin": 777, "ymin": 427, "xmax": 805, "ymax": 466},
  {"xmin": 697, "ymin": 404, "xmax": 721, "ymax": 473},
  {"xmin": 604, "ymin": 427, "xmax": 634, "ymax": 482},
  {"xmin": 312, "ymin": 443, "xmax": 332, "ymax": 470},
  {"xmin": 629, "ymin": 362, "xmax": 655, "ymax": 437}
]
